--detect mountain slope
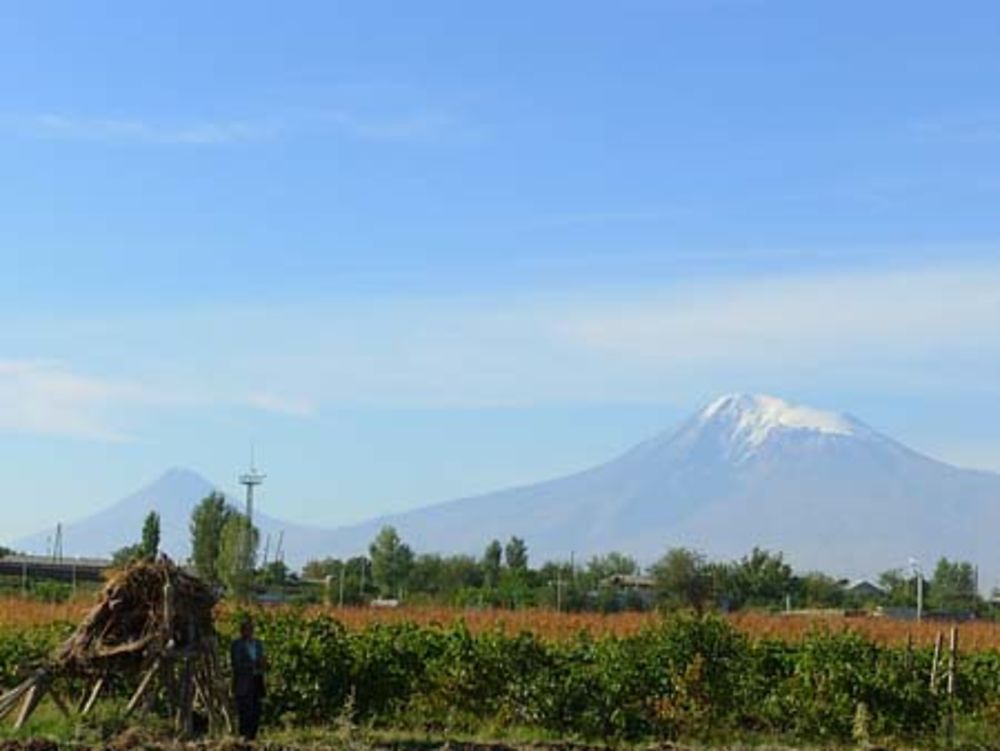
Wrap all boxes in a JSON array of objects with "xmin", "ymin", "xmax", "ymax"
[
  {"xmin": 10, "ymin": 467, "xmax": 327, "ymax": 565},
  {"xmin": 300, "ymin": 394, "xmax": 1000, "ymax": 583},
  {"xmin": 10, "ymin": 394, "xmax": 1000, "ymax": 585}
]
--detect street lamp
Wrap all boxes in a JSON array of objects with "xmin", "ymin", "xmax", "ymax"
[{"xmin": 908, "ymin": 557, "xmax": 923, "ymax": 621}]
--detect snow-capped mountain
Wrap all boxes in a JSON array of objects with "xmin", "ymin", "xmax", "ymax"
[
  {"xmin": 10, "ymin": 394, "xmax": 1000, "ymax": 585},
  {"xmin": 298, "ymin": 393, "xmax": 1000, "ymax": 583}
]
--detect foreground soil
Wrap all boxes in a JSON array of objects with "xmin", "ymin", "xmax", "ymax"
[{"xmin": 0, "ymin": 742, "xmax": 686, "ymax": 751}]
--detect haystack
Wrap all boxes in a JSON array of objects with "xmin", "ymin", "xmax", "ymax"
[{"xmin": 0, "ymin": 558, "xmax": 231, "ymax": 736}]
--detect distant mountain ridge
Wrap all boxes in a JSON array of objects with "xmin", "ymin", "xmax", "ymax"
[
  {"xmin": 10, "ymin": 467, "xmax": 330, "ymax": 566},
  {"xmin": 10, "ymin": 394, "xmax": 1000, "ymax": 586}
]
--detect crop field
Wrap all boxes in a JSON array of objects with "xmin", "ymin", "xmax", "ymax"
[
  {"xmin": 4, "ymin": 596, "xmax": 1000, "ymax": 650},
  {"xmin": 4, "ymin": 604, "xmax": 1000, "ymax": 746}
]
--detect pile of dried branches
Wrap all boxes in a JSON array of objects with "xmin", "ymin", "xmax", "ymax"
[
  {"xmin": 0, "ymin": 558, "xmax": 230, "ymax": 736},
  {"xmin": 56, "ymin": 559, "xmax": 216, "ymax": 675}
]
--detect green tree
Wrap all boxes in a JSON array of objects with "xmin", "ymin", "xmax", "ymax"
[
  {"xmin": 368, "ymin": 525, "xmax": 414, "ymax": 598},
  {"xmin": 111, "ymin": 512, "xmax": 160, "ymax": 567},
  {"xmin": 189, "ymin": 492, "xmax": 232, "ymax": 585},
  {"xmin": 482, "ymin": 539, "xmax": 503, "ymax": 588},
  {"xmin": 259, "ymin": 560, "xmax": 290, "ymax": 587},
  {"xmin": 140, "ymin": 511, "xmax": 161, "ymax": 559},
  {"xmin": 650, "ymin": 547, "xmax": 712, "ymax": 613},
  {"xmin": 504, "ymin": 536, "xmax": 528, "ymax": 571},
  {"xmin": 218, "ymin": 512, "xmax": 259, "ymax": 600},
  {"xmin": 795, "ymin": 571, "xmax": 846, "ymax": 608},
  {"xmin": 930, "ymin": 557, "xmax": 979, "ymax": 613},
  {"xmin": 302, "ymin": 556, "xmax": 370, "ymax": 605},
  {"xmin": 537, "ymin": 560, "xmax": 586, "ymax": 611},
  {"xmin": 0, "ymin": 546, "xmax": 14, "ymax": 559},
  {"xmin": 731, "ymin": 547, "xmax": 793, "ymax": 608},
  {"xmin": 879, "ymin": 567, "xmax": 923, "ymax": 607},
  {"xmin": 585, "ymin": 552, "xmax": 639, "ymax": 581},
  {"xmin": 409, "ymin": 554, "xmax": 483, "ymax": 600},
  {"xmin": 302, "ymin": 557, "xmax": 342, "ymax": 580},
  {"xmin": 111, "ymin": 543, "xmax": 144, "ymax": 566}
]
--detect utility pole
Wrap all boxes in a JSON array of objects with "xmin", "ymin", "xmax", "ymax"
[
  {"xmin": 917, "ymin": 575, "xmax": 924, "ymax": 621},
  {"xmin": 551, "ymin": 571, "xmax": 564, "ymax": 612},
  {"xmin": 910, "ymin": 557, "xmax": 923, "ymax": 621},
  {"xmin": 52, "ymin": 524, "xmax": 63, "ymax": 563}
]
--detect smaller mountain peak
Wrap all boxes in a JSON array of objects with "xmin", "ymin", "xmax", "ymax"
[
  {"xmin": 146, "ymin": 467, "xmax": 216, "ymax": 494},
  {"xmin": 158, "ymin": 466, "xmax": 209, "ymax": 481},
  {"xmin": 697, "ymin": 393, "xmax": 860, "ymax": 452}
]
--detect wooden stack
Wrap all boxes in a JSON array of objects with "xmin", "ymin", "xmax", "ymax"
[{"xmin": 0, "ymin": 558, "xmax": 231, "ymax": 736}]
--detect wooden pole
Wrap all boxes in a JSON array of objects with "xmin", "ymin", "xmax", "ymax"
[
  {"xmin": 163, "ymin": 579, "xmax": 175, "ymax": 642},
  {"xmin": 947, "ymin": 626, "xmax": 958, "ymax": 697},
  {"xmin": 177, "ymin": 654, "xmax": 195, "ymax": 738},
  {"xmin": 0, "ymin": 680, "xmax": 35, "ymax": 722},
  {"xmin": 81, "ymin": 676, "xmax": 105, "ymax": 716},
  {"xmin": 125, "ymin": 659, "xmax": 161, "ymax": 717},
  {"xmin": 930, "ymin": 631, "xmax": 943, "ymax": 693},
  {"xmin": 14, "ymin": 681, "xmax": 45, "ymax": 730}
]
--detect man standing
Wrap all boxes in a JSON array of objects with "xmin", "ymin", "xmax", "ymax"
[{"xmin": 231, "ymin": 617, "xmax": 267, "ymax": 740}]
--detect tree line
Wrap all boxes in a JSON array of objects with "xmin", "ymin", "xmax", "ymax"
[
  {"xmin": 108, "ymin": 495, "xmax": 987, "ymax": 615},
  {"xmin": 303, "ymin": 526, "xmax": 986, "ymax": 615}
]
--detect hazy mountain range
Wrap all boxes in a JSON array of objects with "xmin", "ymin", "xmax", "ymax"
[{"xmin": 11, "ymin": 394, "xmax": 1000, "ymax": 586}]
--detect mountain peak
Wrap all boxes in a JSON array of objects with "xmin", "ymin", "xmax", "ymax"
[{"xmin": 698, "ymin": 393, "xmax": 860, "ymax": 451}]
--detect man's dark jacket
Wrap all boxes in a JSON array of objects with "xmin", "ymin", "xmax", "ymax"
[{"xmin": 230, "ymin": 637, "xmax": 266, "ymax": 699}]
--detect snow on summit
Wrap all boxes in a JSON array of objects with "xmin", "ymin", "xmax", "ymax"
[{"xmin": 700, "ymin": 394, "xmax": 859, "ymax": 448}]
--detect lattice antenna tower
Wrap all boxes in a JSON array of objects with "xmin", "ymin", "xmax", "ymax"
[{"xmin": 238, "ymin": 444, "xmax": 266, "ymax": 568}]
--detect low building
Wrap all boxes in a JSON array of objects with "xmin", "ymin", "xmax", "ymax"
[
  {"xmin": 844, "ymin": 579, "xmax": 888, "ymax": 600},
  {"xmin": 0, "ymin": 554, "xmax": 111, "ymax": 583}
]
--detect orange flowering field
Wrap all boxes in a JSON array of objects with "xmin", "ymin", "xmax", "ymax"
[{"xmin": 4, "ymin": 596, "xmax": 999, "ymax": 651}]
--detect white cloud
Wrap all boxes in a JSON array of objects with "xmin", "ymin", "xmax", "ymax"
[
  {"xmin": 0, "ymin": 360, "xmax": 146, "ymax": 440},
  {"xmin": 0, "ymin": 359, "xmax": 320, "ymax": 440},
  {"xmin": 324, "ymin": 109, "xmax": 461, "ymax": 142},
  {"xmin": 15, "ymin": 107, "xmax": 469, "ymax": 146},
  {"xmin": 7, "ymin": 261, "xmax": 1000, "ymax": 435},
  {"xmin": 245, "ymin": 391, "xmax": 316, "ymax": 418},
  {"xmin": 555, "ymin": 264, "xmax": 1000, "ymax": 368},
  {"xmin": 125, "ymin": 261, "xmax": 994, "ymax": 412},
  {"xmin": 29, "ymin": 114, "xmax": 275, "ymax": 144}
]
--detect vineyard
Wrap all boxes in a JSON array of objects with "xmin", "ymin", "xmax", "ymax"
[{"xmin": 3, "ymin": 603, "xmax": 1000, "ymax": 746}]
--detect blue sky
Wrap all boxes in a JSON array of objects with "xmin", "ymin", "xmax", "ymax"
[{"xmin": 2, "ymin": 1, "xmax": 1000, "ymax": 545}]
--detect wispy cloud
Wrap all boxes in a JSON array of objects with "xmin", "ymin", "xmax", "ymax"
[
  {"xmin": 556, "ymin": 264, "xmax": 1000, "ymax": 367},
  {"xmin": 12, "ymin": 106, "xmax": 472, "ymax": 146},
  {"xmin": 323, "ymin": 109, "xmax": 464, "ymax": 143},
  {"xmin": 9, "ymin": 260, "xmax": 1000, "ymax": 440},
  {"xmin": 532, "ymin": 207, "xmax": 693, "ymax": 228},
  {"xmin": 0, "ymin": 359, "xmax": 320, "ymax": 440},
  {"xmin": 0, "ymin": 360, "xmax": 146, "ymax": 441},
  {"xmin": 28, "ymin": 114, "xmax": 276, "ymax": 144},
  {"xmin": 245, "ymin": 391, "xmax": 316, "ymax": 418}
]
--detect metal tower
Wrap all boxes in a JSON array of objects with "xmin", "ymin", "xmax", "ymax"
[{"xmin": 238, "ymin": 448, "xmax": 266, "ymax": 568}]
